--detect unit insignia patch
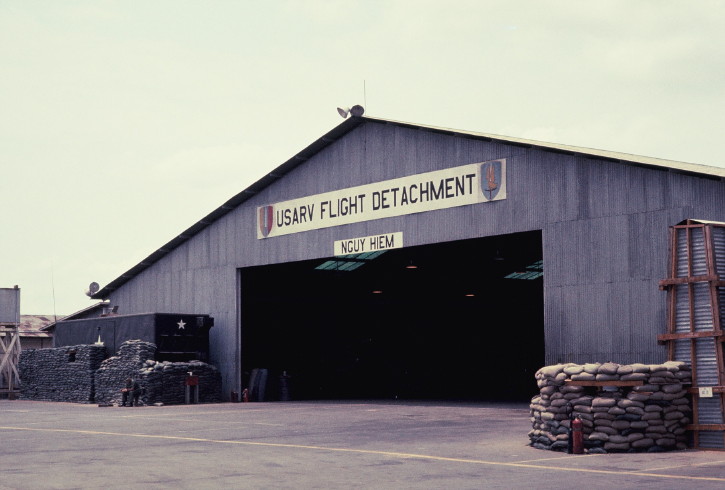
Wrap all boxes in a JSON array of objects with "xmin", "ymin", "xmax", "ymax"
[
  {"xmin": 481, "ymin": 160, "xmax": 503, "ymax": 201},
  {"xmin": 258, "ymin": 205, "xmax": 274, "ymax": 238}
]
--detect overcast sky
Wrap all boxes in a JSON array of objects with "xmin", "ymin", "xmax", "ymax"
[{"xmin": 1, "ymin": 1, "xmax": 724, "ymax": 316}]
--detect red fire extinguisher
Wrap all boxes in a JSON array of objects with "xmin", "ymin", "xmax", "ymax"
[
  {"xmin": 242, "ymin": 388, "xmax": 249, "ymax": 403},
  {"xmin": 572, "ymin": 416, "xmax": 584, "ymax": 454}
]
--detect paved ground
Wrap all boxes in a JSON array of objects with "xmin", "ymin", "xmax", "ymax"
[{"xmin": 1, "ymin": 399, "xmax": 724, "ymax": 489}]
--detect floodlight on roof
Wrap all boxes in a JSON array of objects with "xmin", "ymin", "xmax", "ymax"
[
  {"xmin": 85, "ymin": 281, "xmax": 100, "ymax": 297},
  {"xmin": 337, "ymin": 105, "xmax": 365, "ymax": 119}
]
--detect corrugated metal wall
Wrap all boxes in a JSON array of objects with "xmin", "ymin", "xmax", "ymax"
[{"xmin": 107, "ymin": 121, "xmax": 725, "ymax": 395}]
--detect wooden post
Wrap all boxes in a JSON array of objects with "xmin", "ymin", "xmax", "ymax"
[
  {"xmin": 658, "ymin": 221, "xmax": 725, "ymax": 450},
  {"xmin": 0, "ymin": 325, "xmax": 22, "ymax": 399}
]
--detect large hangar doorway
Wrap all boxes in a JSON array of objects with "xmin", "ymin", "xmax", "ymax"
[{"xmin": 240, "ymin": 231, "xmax": 543, "ymax": 402}]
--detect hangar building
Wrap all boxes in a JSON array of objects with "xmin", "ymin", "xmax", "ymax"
[{"xmin": 92, "ymin": 114, "xmax": 725, "ymax": 401}]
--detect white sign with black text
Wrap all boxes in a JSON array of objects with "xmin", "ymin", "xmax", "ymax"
[
  {"xmin": 334, "ymin": 232, "xmax": 403, "ymax": 256},
  {"xmin": 257, "ymin": 159, "xmax": 506, "ymax": 238}
]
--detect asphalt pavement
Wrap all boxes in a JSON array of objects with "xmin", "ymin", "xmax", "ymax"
[{"xmin": 1, "ymin": 399, "xmax": 724, "ymax": 489}]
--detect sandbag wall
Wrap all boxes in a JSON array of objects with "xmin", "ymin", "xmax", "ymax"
[
  {"xmin": 95, "ymin": 340, "xmax": 222, "ymax": 405},
  {"xmin": 529, "ymin": 362, "xmax": 692, "ymax": 453},
  {"xmin": 94, "ymin": 340, "xmax": 157, "ymax": 405},
  {"xmin": 138, "ymin": 360, "xmax": 223, "ymax": 405},
  {"xmin": 19, "ymin": 339, "xmax": 222, "ymax": 406},
  {"xmin": 18, "ymin": 345, "xmax": 107, "ymax": 403}
]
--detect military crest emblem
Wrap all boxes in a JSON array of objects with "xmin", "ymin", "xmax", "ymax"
[
  {"xmin": 258, "ymin": 205, "xmax": 274, "ymax": 238},
  {"xmin": 481, "ymin": 160, "xmax": 504, "ymax": 201}
]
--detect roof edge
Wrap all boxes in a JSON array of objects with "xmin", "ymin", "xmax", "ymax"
[
  {"xmin": 364, "ymin": 116, "xmax": 725, "ymax": 179},
  {"xmin": 93, "ymin": 115, "xmax": 366, "ymax": 298}
]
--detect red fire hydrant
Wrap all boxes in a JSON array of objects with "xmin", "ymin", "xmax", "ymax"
[{"xmin": 572, "ymin": 416, "xmax": 584, "ymax": 454}]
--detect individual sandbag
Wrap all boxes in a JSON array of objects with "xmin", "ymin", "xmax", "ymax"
[
  {"xmin": 632, "ymin": 384, "xmax": 659, "ymax": 392},
  {"xmin": 538, "ymin": 365, "xmax": 566, "ymax": 378},
  {"xmin": 616, "ymin": 413, "xmax": 642, "ymax": 421},
  {"xmin": 540, "ymin": 385, "xmax": 557, "ymax": 395},
  {"xmin": 626, "ymin": 393, "xmax": 649, "ymax": 402},
  {"xmin": 608, "ymin": 434, "xmax": 628, "ymax": 444},
  {"xmin": 656, "ymin": 438, "xmax": 676, "ymax": 447},
  {"xmin": 632, "ymin": 438, "xmax": 655, "ymax": 449},
  {"xmin": 596, "ymin": 426, "xmax": 618, "ymax": 435},
  {"xmin": 598, "ymin": 362, "xmax": 620, "ymax": 375},
  {"xmin": 626, "ymin": 432, "xmax": 644, "ymax": 442},
  {"xmin": 629, "ymin": 363, "xmax": 650, "ymax": 373},
  {"xmin": 661, "ymin": 383, "xmax": 683, "ymax": 394},
  {"xmin": 563, "ymin": 365, "xmax": 585, "ymax": 376},
  {"xmin": 648, "ymin": 364, "xmax": 669, "ymax": 373},
  {"xmin": 625, "ymin": 406, "xmax": 645, "ymax": 416},
  {"xmin": 642, "ymin": 412, "xmax": 662, "ymax": 421},
  {"xmin": 604, "ymin": 442, "xmax": 630, "ymax": 452},
  {"xmin": 583, "ymin": 363, "xmax": 601, "ymax": 374},
  {"xmin": 616, "ymin": 365, "xmax": 634, "ymax": 375},
  {"xmin": 618, "ymin": 398, "xmax": 645, "ymax": 409},
  {"xmin": 663, "ymin": 360, "xmax": 687, "ymax": 371},
  {"xmin": 674, "ymin": 370, "xmax": 692, "ymax": 380},
  {"xmin": 588, "ymin": 432, "xmax": 609, "ymax": 441},
  {"xmin": 592, "ymin": 397, "xmax": 617, "ymax": 408}
]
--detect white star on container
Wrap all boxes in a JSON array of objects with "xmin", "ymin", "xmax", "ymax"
[{"xmin": 177, "ymin": 319, "xmax": 186, "ymax": 330}]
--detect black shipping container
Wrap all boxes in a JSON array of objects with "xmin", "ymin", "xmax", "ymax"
[{"xmin": 53, "ymin": 313, "xmax": 214, "ymax": 362}]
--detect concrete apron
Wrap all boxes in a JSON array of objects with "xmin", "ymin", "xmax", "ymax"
[{"xmin": 1, "ymin": 400, "xmax": 724, "ymax": 489}]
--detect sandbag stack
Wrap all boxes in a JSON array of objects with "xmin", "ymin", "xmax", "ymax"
[
  {"xmin": 18, "ymin": 345, "xmax": 107, "ymax": 402},
  {"xmin": 18, "ymin": 339, "xmax": 222, "ymax": 406},
  {"xmin": 529, "ymin": 361, "xmax": 692, "ymax": 453},
  {"xmin": 94, "ymin": 340, "xmax": 157, "ymax": 405},
  {"xmin": 138, "ymin": 359, "xmax": 223, "ymax": 405}
]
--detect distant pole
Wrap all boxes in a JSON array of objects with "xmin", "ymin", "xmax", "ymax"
[
  {"xmin": 51, "ymin": 259, "xmax": 57, "ymax": 323},
  {"xmin": 364, "ymin": 80, "xmax": 367, "ymax": 112}
]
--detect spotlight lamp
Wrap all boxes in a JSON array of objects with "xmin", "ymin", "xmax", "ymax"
[{"xmin": 337, "ymin": 104, "xmax": 365, "ymax": 119}]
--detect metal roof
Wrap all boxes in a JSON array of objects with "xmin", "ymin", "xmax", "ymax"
[
  {"xmin": 17, "ymin": 315, "xmax": 55, "ymax": 338},
  {"xmin": 93, "ymin": 115, "xmax": 725, "ymax": 299},
  {"xmin": 374, "ymin": 116, "xmax": 725, "ymax": 179},
  {"xmin": 41, "ymin": 301, "xmax": 109, "ymax": 332}
]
